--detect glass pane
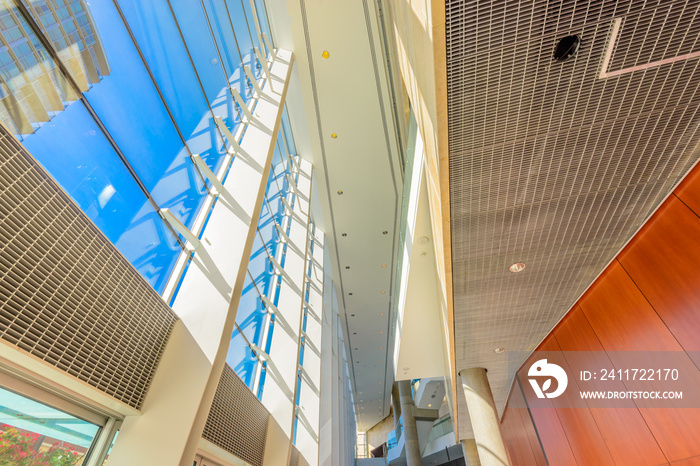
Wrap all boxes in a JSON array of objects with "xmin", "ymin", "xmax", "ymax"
[
  {"xmin": 0, "ymin": 386, "xmax": 100, "ymax": 465},
  {"xmin": 116, "ymin": 0, "xmax": 230, "ymax": 177},
  {"xmin": 253, "ymin": 0, "xmax": 271, "ymax": 52},
  {"xmin": 239, "ymin": 0, "xmax": 262, "ymax": 79},
  {"xmin": 227, "ymin": 329, "xmax": 258, "ymax": 387},
  {"xmin": 0, "ymin": 1, "xmax": 77, "ymax": 140},
  {"xmin": 21, "ymin": 102, "xmax": 180, "ymax": 293},
  {"xmin": 223, "ymin": 0, "xmax": 255, "ymax": 100},
  {"xmin": 280, "ymin": 106, "xmax": 296, "ymax": 155},
  {"xmin": 168, "ymin": 0, "xmax": 238, "ymax": 153},
  {"xmin": 79, "ymin": 0, "xmax": 209, "ymax": 232}
]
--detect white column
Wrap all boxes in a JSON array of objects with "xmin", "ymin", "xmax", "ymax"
[
  {"xmin": 459, "ymin": 368, "xmax": 509, "ymax": 466},
  {"xmin": 398, "ymin": 380, "xmax": 422, "ymax": 466}
]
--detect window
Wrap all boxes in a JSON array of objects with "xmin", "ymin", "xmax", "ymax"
[{"xmin": 0, "ymin": 386, "xmax": 100, "ymax": 464}]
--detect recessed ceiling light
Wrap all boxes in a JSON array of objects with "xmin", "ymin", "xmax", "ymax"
[
  {"xmin": 337, "ymin": 189, "xmax": 343, "ymax": 195},
  {"xmin": 380, "ymin": 347, "xmax": 384, "ymax": 349},
  {"xmin": 417, "ymin": 236, "xmax": 430, "ymax": 244},
  {"xmin": 381, "ymin": 264, "xmax": 387, "ymax": 268},
  {"xmin": 494, "ymin": 347, "xmax": 505, "ymax": 354},
  {"xmin": 382, "ymin": 230, "xmax": 388, "ymax": 235},
  {"xmin": 322, "ymin": 50, "xmax": 330, "ymax": 59},
  {"xmin": 345, "ymin": 266, "xmax": 350, "ymax": 269},
  {"xmin": 351, "ymin": 314, "xmax": 355, "ymax": 317},
  {"xmin": 428, "ymin": 403, "xmax": 432, "ymax": 407},
  {"xmin": 380, "ymin": 313, "xmax": 384, "ymax": 316},
  {"xmin": 331, "ymin": 133, "xmax": 338, "ymax": 139},
  {"xmin": 349, "ymin": 292, "xmax": 353, "ymax": 295},
  {"xmin": 380, "ymin": 291, "xmax": 385, "ymax": 294},
  {"xmin": 342, "ymin": 233, "xmax": 347, "ymax": 237},
  {"xmin": 353, "ymin": 332, "xmax": 357, "ymax": 335},
  {"xmin": 509, "ymin": 262, "xmax": 526, "ymax": 273},
  {"xmin": 380, "ymin": 331, "xmax": 384, "ymax": 334}
]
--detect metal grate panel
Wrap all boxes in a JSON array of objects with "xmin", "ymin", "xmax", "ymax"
[
  {"xmin": 609, "ymin": 2, "xmax": 700, "ymax": 72},
  {"xmin": 445, "ymin": 0, "xmax": 700, "ymax": 435},
  {"xmin": 0, "ymin": 125, "xmax": 178, "ymax": 409},
  {"xmin": 202, "ymin": 364, "xmax": 269, "ymax": 466}
]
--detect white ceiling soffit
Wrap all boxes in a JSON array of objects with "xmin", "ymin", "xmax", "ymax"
[
  {"xmin": 393, "ymin": 162, "xmax": 445, "ymax": 383},
  {"xmin": 275, "ymin": 0, "xmax": 405, "ymax": 430},
  {"xmin": 445, "ymin": 0, "xmax": 700, "ymax": 436}
]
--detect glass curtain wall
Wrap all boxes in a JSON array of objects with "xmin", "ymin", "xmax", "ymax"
[
  {"xmin": 2, "ymin": 0, "xmax": 272, "ymax": 293},
  {"xmin": 227, "ymin": 109, "xmax": 299, "ymax": 397},
  {"xmin": 292, "ymin": 220, "xmax": 316, "ymax": 444}
]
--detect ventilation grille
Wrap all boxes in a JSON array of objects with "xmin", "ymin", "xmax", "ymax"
[
  {"xmin": 445, "ymin": 0, "xmax": 700, "ymax": 434},
  {"xmin": 0, "ymin": 125, "xmax": 177, "ymax": 409},
  {"xmin": 202, "ymin": 364, "xmax": 269, "ymax": 466}
]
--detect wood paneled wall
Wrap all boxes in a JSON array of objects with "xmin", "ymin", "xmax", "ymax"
[{"xmin": 501, "ymin": 163, "xmax": 700, "ymax": 465}]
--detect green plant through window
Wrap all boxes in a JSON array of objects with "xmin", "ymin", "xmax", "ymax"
[{"xmin": 0, "ymin": 426, "xmax": 83, "ymax": 466}]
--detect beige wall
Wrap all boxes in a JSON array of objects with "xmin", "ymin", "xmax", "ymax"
[
  {"xmin": 386, "ymin": 0, "xmax": 457, "ymax": 438},
  {"xmin": 366, "ymin": 410, "xmax": 396, "ymax": 450}
]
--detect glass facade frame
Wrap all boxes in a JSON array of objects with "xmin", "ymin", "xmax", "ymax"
[{"xmin": 4, "ymin": 0, "xmax": 275, "ymax": 295}]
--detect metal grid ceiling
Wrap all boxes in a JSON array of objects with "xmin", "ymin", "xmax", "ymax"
[
  {"xmin": 446, "ymin": 0, "xmax": 700, "ymax": 435},
  {"xmin": 0, "ymin": 125, "xmax": 178, "ymax": 409},
  {"xmin": 202, "ymin": 364, "xmax": 269, "ymax": 466}
]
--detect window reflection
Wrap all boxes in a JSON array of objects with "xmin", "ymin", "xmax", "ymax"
[
  {"xmin": 0, "ymin": 387, "xmax": 100, "ymax": 465},
  {"xmin": 0, "ymin": 0, "xmax": 109, "ymax": 137}
]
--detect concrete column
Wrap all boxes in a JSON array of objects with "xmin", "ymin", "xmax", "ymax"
[
  {"xmin": 461, "ymin": 438, "xmax": 481, "ymax": 465},
  {"xmin": 391, "ymin": 382, "xmax": 402, "ymax": 440},
  {"xmin": 459, "ymin": 368, "xmax": 509, "ymax": 466},
  {"xmin": 397, "ymin": 380, "xmax": 421, "ymax": 466}
]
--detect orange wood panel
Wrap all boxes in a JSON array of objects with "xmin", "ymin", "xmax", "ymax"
[
  {"xmin": 501, "ymin": 383, "xmax": 547, "ymax": 466},
  {"xmin": 537, "ymin": 337, "xmax": 616, "ymax": 466},
  {"xmin": 579, "ymin": 261, "xmax": 700, "ymax": 462},
  {"xmin": 672, "ymin": 456, "xmax": 700, "ymax": 466},
  {"xmin": 618, "ymin": 195, "xmax": 700, "ymax": 362},
  {"xmin": 502, "ymin": 404, "xmax": 538, "ymax": 466},
  {"xmin": 515, "ymin": 392, "xmax": 548, "ymax": 466},
  {"xmin": 554, "ymin": 305, "xmax": 667, "ymax": 466},
  {"xmin": 674, "ymin": 160, "xmax": 700, "ymax": 217},
  {"xmin": 578, "ymin": 261, "xmax": 683, "ymax": 352},
  {"xmin": 517, "ymin": 336, "xmax": 577, "ymax": 466}
]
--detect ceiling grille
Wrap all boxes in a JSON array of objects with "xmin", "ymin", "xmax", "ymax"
[
  {"xmin": 445, "ymin": 0, "xmax": 700, "ymax": 435},
  {"xmin": 202, "ymin": 364, "xmax": 269, "ymax": 466},
  {"xmin": 0, "ymin": 124, "xmax": 177, "ymax": 409}
]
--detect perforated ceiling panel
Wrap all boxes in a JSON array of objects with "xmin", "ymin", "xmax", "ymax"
[
  {"xmin": 202, "ymin": 364, "xmax": 269, "ymax": 466},
  {"xmin": 0, "ymin": 124, "xmax": 177, "ymax": 409},
  {"xmin": 446, "ymin": 0, "xmax": 700, "ymax": 436}
]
